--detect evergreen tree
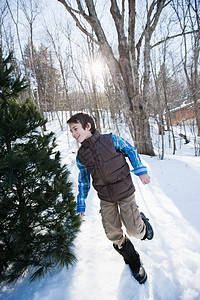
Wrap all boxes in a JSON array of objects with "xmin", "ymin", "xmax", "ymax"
[{"xmin": 0, "ymin": 46, "xmax": 81, "ymax": 284}]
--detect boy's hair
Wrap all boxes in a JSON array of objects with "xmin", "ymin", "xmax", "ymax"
[{"xmin": 67, "ymin": 113, "xmax": 96, "ymax": 134}]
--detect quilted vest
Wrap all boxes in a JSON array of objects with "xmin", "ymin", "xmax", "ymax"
[{"xmin": 77, "ymin": 130, "xmax": 135, "ymax": 202}]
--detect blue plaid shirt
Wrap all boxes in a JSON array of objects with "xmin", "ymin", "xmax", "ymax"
[{"xmin": 76, "ymin": 134, "xmax": 147, "ymax": 213}]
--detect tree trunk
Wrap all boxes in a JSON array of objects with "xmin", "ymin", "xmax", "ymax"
[{"xmin": 57, "ymin": 0, "xmax": 168, "ymax": 155}]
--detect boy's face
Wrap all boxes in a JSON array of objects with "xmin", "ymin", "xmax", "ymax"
[{"xmin": 69, "ymin": 122, "xmax": 92, "ymax": 143}]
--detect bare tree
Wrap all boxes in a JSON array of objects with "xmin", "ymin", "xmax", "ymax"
[
  {"xmin": 5, "ymin": 0, "xmax": 32, "ymax": 92},
  {"xmin": 172, "ymin": 0, "xmax": 200, "ymax": 136},
  {"xmin": 13, "ymin": 0, "xmax": 44, "ymax": 115},
  {"xmin": 45, "ymin": 27, "xmax": 73, "ymax": 118},
  {"xmin": 0, "ymin": 1, "xmax": 8, "ymax": 48},
  {"xmin": 151, "ymin": 58, "xmax": 165, "ymax": 159},
  {"xmin": 85, "ymin": 36, "xmax": 101, "ymax": 130},
  {"xmin": 56, "ymin": 0, "xmax": 171, "ymax": 155}
]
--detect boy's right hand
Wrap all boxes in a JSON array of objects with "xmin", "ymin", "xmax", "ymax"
[{"xmin": 79, "ymin": 212, "xmax": 85, "ymax": 217}]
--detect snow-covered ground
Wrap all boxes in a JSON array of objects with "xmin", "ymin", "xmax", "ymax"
[{"xmin": 1, "ymin": 115, "xmax": 200, "ymax": 300}]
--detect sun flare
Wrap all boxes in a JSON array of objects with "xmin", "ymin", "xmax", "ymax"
[{"xmin": 87, "ymin": 59, "xmax": 105, "ymax": 78}]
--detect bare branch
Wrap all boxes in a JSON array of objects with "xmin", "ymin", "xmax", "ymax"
[
  {"xmin": 136, "ymin": 0, "xmax": 167, "ymax": 74},
  {"xmin": 110, "ymin": 0, "xmax": 126, "ymax": 41},
  {"xmin": 57, "ymin": 0, "xmax": 100, "ymax": 45},
  {"xmin": 151, "ymin": 29, "xmax": 199, "ymax": 48}
]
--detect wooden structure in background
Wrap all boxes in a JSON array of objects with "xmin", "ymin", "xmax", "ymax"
[{"xmin": 164, "ymin": 102, "xmax": 195, "ymax": 125}]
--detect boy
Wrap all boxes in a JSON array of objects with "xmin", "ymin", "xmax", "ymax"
[{"xmin": 67, "ymin": 113, "xmax": 153, "ymax": 284}]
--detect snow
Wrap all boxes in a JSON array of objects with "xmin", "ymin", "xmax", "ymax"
[{"xmin": 1, "ymin": 115, "xmax": 200, "ymax": 300}]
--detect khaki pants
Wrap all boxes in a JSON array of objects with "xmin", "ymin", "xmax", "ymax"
[{"xmin": 100, "ymin": 194, "xmax": 145, "ymax": 248}]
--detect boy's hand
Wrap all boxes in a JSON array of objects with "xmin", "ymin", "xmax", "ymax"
[
  {"xmin": 139, "ymin": 174, "xmax": 150, "ymax": 185},
  {"xmin": 79, "ymin": 212, "xmax": 85, "ymax": 217}
]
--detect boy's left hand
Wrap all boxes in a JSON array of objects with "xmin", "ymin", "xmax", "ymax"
[{"xmin": 139, "ymin": 174, "xmax": 150, "ymax": 185}]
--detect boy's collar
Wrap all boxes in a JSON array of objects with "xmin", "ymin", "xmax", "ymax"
[{"xmin": 81, "ymin": 129, "xmax": 100, "ymax": 146}]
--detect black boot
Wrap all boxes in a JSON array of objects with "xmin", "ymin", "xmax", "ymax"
[
  {"xmin": 113, "ymin": 238, "xmax": 147, "ymax": 284},
  {"xmin": 140, "ymin": 212, "xmax": 154, "ymax": 240}
]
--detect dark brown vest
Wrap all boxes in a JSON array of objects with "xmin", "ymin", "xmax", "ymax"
[{"xmin": 77, "ymin": 130, "xmax": 135, "ymax": 202}]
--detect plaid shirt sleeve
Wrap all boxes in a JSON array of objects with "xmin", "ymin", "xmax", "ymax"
[
  {"xmin": 112, "ymin": 134, "xmax": 147, "ymax": 176},
  {"xmin": 76, "ymin": 156, "xmax": 90, "ymax": 214}
]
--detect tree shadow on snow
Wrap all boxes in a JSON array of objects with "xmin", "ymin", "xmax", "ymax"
[
  {"xmin": 148, "ymin": 156, "xmax": 200, "ymax": 234},
  {"xmin": 0, "ymin": 264, "xmax": 76, "ymax": 300}
]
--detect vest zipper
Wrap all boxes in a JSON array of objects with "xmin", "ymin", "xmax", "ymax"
[{"xmin": 93, "ymin": 149, "xmax": 115, "ymax": 202}]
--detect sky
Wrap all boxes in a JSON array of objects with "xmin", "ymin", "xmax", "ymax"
[{"xmin": 1, "ymin": 0, "xmax": 189, "ymax": 80}]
